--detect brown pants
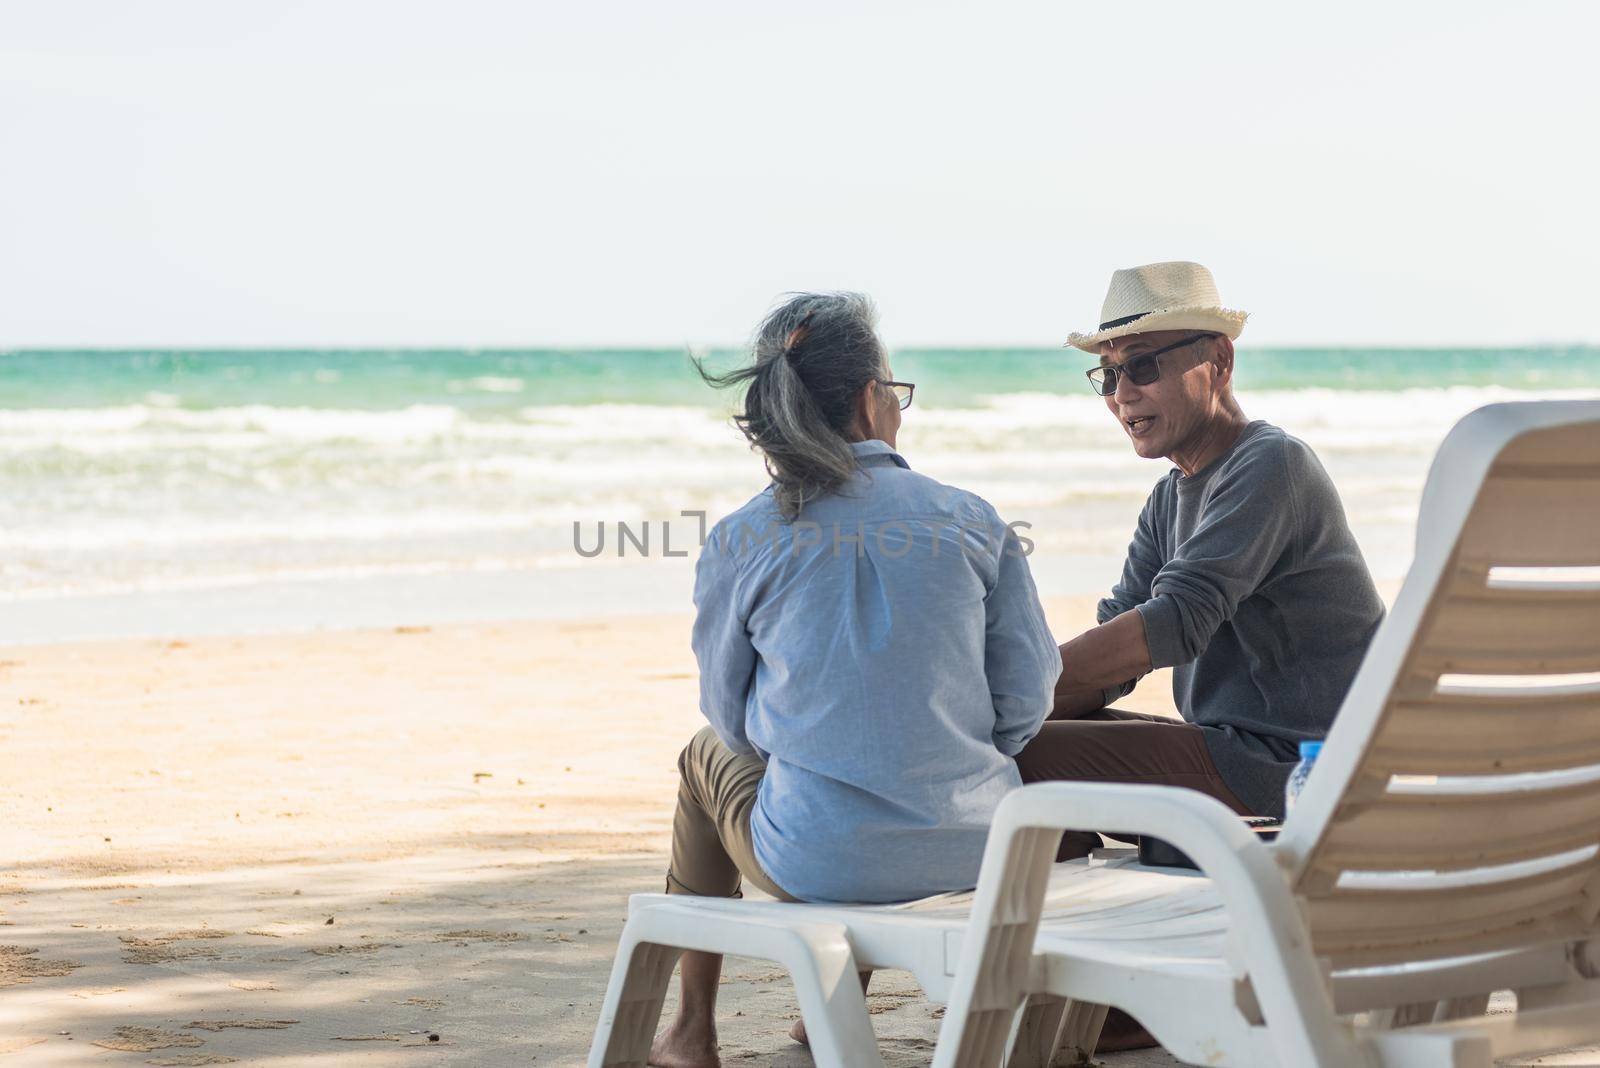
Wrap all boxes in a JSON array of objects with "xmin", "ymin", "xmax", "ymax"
[
  {"xmin": 665, "ymin": 726, "xmax": 797, "ymax": 902},
  {"xmin": 1014, "ymin": 708, "xmax": 1253, "ymax": 861}
]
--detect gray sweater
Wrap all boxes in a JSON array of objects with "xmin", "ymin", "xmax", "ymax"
[{"xmin": 1099, "ymin": 421, "xmax": 1384, "ymax": 817}]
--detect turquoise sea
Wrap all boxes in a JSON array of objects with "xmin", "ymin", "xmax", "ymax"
[
  {"xmin": 3, "ymin": 347, "xmax": 1599, "ymax": 642},
  {"xmin": 7, "ymin": 346, "xmax": 1600, "ymax": 409}
]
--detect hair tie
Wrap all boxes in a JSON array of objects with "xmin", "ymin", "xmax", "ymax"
[{"xmin": 782, "ymin": 310, "xmax": 817, "ymax": 358}]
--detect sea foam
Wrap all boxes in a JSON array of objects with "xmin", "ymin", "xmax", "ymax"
[{"xmin": 3, "ymin": 385, "xmax": 1597, "ymax": 606}]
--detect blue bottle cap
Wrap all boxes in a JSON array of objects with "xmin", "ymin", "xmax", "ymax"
[{"xmin": 1299, "ymin": 740, "xmax": 1324, "ymax": 760}]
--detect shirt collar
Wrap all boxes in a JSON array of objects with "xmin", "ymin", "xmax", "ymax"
[{"xmin": 851, "ymin": 439, "xmax": 910, "ymax": 469}]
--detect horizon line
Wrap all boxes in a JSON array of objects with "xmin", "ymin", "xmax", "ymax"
[{"xmin": 6, "ymin": 341, "xmax": 1600, "ymax": 354}]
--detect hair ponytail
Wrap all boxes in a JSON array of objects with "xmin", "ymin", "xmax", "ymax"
[{"xmin": 695, "ymin": 292, "xmax": 885, "ymax": 520}]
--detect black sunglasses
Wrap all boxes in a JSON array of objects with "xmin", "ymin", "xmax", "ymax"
[
  {"xmin": 881, "ymin": 380, "xmax": 915, "ymax": 410},
  {"xmin": 1085, "ymin": 334, "xmax": 1211, "ymax": 397}
]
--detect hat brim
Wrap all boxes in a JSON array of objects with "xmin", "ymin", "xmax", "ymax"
[{"xmin": 1065, "ymin": 306, "xmax": 1248, "ymax": 354}]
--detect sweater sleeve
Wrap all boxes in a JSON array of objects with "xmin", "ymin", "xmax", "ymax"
[
  {"xmin": 1136, "ymin": 437, "xmax": 1302, "ymax": 670},
  {"xmin": 1095, "ymin": 487, "xmax": 1166, "ymax": 704}
]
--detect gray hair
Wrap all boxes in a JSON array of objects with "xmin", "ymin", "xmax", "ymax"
[{"xmin": 695, "ymin": 292, "xmax": 886, "ymax": 521}]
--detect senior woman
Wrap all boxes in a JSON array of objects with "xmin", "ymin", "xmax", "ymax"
[{"xmin": 649, "ymin": 292, "xmax": 1060, "ymax": 1068}]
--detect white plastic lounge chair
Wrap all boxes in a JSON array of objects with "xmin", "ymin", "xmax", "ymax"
[{"xmin": 588, "ymin": 400, "xmax": 1600, "ymax": 1067}]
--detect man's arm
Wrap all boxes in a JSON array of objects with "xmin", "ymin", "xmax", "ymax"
[
  {"xmin": 1052, "ymin": 608, "xmax": 1153, "ymax": 717},
  {"xmin": 1053, "ymin": 492, "xmax": 1166, "ymax": 717},
  {"xmin": 1136, "ymin": 439, "xmax": 1301, "ymax": 672}
]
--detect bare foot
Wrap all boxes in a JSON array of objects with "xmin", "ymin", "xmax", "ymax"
[{"xmin": 649, "ymin": 1016, "xmax": 720, "ymax": 1068}]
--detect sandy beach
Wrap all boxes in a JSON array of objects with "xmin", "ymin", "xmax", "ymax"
[
  {"xmin": 0, "ymin": 597, "xmax": 1145, "ymax": 1066},
  {"xmin": 2, "ymin": 595, "xmax": 1593, "ymax": 1067}
]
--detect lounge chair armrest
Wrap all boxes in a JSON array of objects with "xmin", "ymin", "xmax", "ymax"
[
  {"xmin": 931, "ymin": 783, "xmax": 1343, "ymax": 1068},
  {"xmin": 992, "ymin": 781, "xmax": 1276, "ymax": 881},
  {"xmin": 982, "ymin": 782, "xmax": 1306, "ymax": 961}
]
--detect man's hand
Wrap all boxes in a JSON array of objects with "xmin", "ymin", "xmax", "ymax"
[
  {"xmin": 1052, "ymin": 608, "xmax": 1154, "ymax": 717},
  {"xmin": 1050, "ymin": 683, "xmax": 1110, "ymax": 720}
]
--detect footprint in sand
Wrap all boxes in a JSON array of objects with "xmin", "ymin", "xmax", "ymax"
[
  {"xmin": 306, "ymin": 942, "xmax": 393, "ymax": 956},
  {"xmin": 243, "ymin": 922, "xmax": 314, "ymax": 938},
  {"xmin": 119, "ymin": 930, "xmax": 233, "ymax": 965},
  {"xmin": 69, "ymin": 986, "xmax": 127, "ymax": 998},
  {"xmin": 866, "ymin": 992, "xmax": 920, "ymax": 1015},
  {"xmin": 0, "ymin": 945, "xmax": 82, "ymax": 987},
  {"xmin": 433, "ymin": 929, "xmax": 526, "ymax": 943},
  {"xmin": 92, "ymin": 1026, "xmax": 203, "ymax": 1051}
]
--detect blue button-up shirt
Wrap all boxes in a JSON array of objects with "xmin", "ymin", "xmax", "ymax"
[{"xmin": 691, "ymin": 440, "xmax": 1060, "ymax": 903}]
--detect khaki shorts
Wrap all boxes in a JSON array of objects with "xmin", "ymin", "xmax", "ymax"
[{"xmin": 666, "ymin": 726, "xmax": 797, "ymax": 902}]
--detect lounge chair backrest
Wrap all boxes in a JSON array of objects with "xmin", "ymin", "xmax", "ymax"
[{"xmin": 1275, "ymin": 400, "xmax": 1600, "ymax": 969}]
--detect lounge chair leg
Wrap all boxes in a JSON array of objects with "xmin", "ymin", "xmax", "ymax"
[
  {"xmin": 590, "ymin": 936, "xmax": 683, "ymax": 1068},
  {"xmin": 783, "ymin": 936, "xmax": 881, "ymax": 1068},
  {"xmin": 588, "ymin": 903, "xmax": 883, "ymax": 1068},
  {"xmin": 1369, "ymin": 1002, "xmax": 1437, "ymax": 1029},
  {"xmin": 1007, "ymin": 994, "xmax": 1068, "ymax": 1068},
  {"xmin": 1054, "ymin": 1000, "xmax": 1109, "ymax": 1066},
  {"xmin": 1007, "ymin": 994, "xmax": 1110, "ymax": 1068},
  {"xmin": 1433, "ymin": 994, "xmax": 1490, "ymax": 1022}
]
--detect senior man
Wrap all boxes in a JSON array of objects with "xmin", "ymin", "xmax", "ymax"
[
  {"xmin": 1017, "ymin": 262, "xmax": 1385, "ymax": 1050},
  {"xmin": 1020, "ymin": 261, "xmax": 1384, "ymax": 838}
]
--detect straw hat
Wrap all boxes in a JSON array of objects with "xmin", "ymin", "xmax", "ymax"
[{"xmin": 1066, "ymin": 261, "xmax": 1248, "ymax": 353}]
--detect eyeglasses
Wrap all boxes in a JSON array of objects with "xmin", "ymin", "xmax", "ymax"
[
  {"xmin": 881, "ymin": 380, "xmax": 915, "ymax": 410},
  {"xmin": 1085, "ymin": 334, "xmax": 1210, "ymax": 397}
]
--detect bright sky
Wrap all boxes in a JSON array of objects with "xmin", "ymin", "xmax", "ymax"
[{"xmin": 3, "ymin": 1, "xmax": 1597, "ymax": 348}]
